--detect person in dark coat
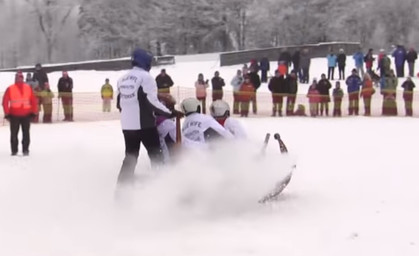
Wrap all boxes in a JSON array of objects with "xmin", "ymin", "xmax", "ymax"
[
  {"xmin": 300, "ymin": 48, "xmax": 311, "ymax": 83},
  {"xmin": 248, "ymin": 67, "xmax": 261, "ymax": 114},
  {"xmin": 57, "ymin": 71, "xmax": 74, "ymax": 121},
  {"xmin": 278, "ymin": 49, "xmax": 292, "ymax": 66},
  {"xmin": 32, "ymin": 63, "xmax": 49, "ymax": 91},
  {"xmin": 406, "ymin": 48, "xmax": 418, "ymax": 78},
  {"xmin": 286, "ymin": 70, "xmax": 298, "ymax": 115},
  {"xmin": 211, "ymin": 71, "xmax": 225, "ymax": 101},
  {"xmin": 316, "ymin": 74, "xmax": 332, "ymax": 116},
  {"xmin": 292, "ymin": 50, "xmax": 301, "ymax": 80},
  {"xmin": 259, "ymin": 57, "xmax": 270, "ymax": 83},
  {"xmin": 392, "ymin": 45, "xmax": 407, "ymax": 77},
  {"xmin": 364, "ymin": 48, "xmax": 375, "ymax": 73},
  {"xmin": 401, "ymin": 77, "xmax": 415, "ymax": 116},
  {"xmin": 155, "ymin": 69, "xmax": 174, "ymax": 94},
  {"xmin": 337, "ymin": 49, "xmax": 346, "ymax": 80},
  {"xmin": 268, "ymin": 70, "xmax": 288, "ymax": 116}
]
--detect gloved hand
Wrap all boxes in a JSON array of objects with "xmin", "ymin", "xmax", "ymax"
[
  {"xmin": 4, "ymin": 114, "xmax": 11, "ymax": 120},
  {"xmin": 170, "ymin": 109, "xmax": 184, "ymax": 119}
]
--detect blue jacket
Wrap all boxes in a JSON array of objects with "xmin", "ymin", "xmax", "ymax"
[
  {"xmin": 345, "ymin": 74, "xmax": 362, "ymax": 93},
  {"xmin": 353, "ymin": 52, "xmax": 364, "ymax": 67},
  {"xmin": 327, "ymin": 54, "xmax": 337, "ymax": 67},
  {"xmin": 392, "ymin": 46, "xmax": 406, "ymax": 67}
]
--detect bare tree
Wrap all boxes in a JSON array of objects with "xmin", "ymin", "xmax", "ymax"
[{"xmin": 25, "ymin": 0, "xmax": 76, "ymax": 63}]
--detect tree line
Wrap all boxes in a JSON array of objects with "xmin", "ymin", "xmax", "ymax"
[{"xmin": 0, "ymin": 0, "xmax": 418, "ymax": 67}]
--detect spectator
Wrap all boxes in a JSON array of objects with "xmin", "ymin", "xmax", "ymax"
[
  {"xmin": 307, "ymin": 79, "xmax": 320, "ymax": 117},
  {"xmin": 25, "ymin": 73, "xmax": 38, "ymax": 91},
  {"xmin": 360, "ymin": 73, "xmax": 375, "ymax": 116},
  {"xmin": 353, "ymin": 49, "xmax": 365, "ymax": 77},
  {"xmin": 242, "ymin": 63, "xmax": 249, "ymax": 76},
  {"xmin": 392, "ymin": 45, "xmax": 407, "ymax": 77},
  {"xmin": 32, "ymin": 63, "xmax": 49, "ymax": 90},
  {"xmin": 278, "ymin": 48, "xmax": 292, "ymax": 69},
  {"xmin": 259, "ymin": 57, "xmax": 270, "ymax": 83},
  {"xmin": 401, "ymin": 77, "xmax": 415, "ymax": 116},
  {"xmin": 292, "ymin": 50, "xmax": 301, "ymax": 80},
  {"xmin": 155, "ymin": 69, "xmax": 174, "ymax": 94},
  {"xmin": 316, "ymin": 74, "xmax": 332, "ymax": 116},
  {"xmin": 377, "ymin": 49, "xmax": 386, "ymax": 69},
  {"xmin": 286, "ymin": 70, "xmax": 298, "ymax": 116},
  {"xmin": 337, "ymin": 48, "xmax": 346, "ymax": 80},
  {"xmin": 57, "ymin": 71, "xmax": 74, "ymax": 121},
  {"xmin": 195, "ymin": 73, "xmax": 209, "ymax": 114},
  {"xmin": 101, "ymin": 78, "xmax": 114, "ymax": 112},
  {"xmin": 406, "ymin": 48, "xmax": 418, "ymax": 78},
  {"xmin": 39, "ymin": 82, "xmax": 54, "ymax": 123},
  {"xmin": 300, "ymin": 48, "xmax": 311, "ymax": 83},
  {"xmin": 378, "ymin": 52, "xmax": 391, "ymax": 90},
  {"xmin": 268, "ymin": 70, "xmax": 287, "ymax": 117},
  {"xmin": 382, "ymin": 70, "xmax": 398, "ymax": 116},
  {"xmin": 211, "ymin": 71, "xmax": 225, "ymax": 101},
  {"xmin": 345, "ymin": 69, "xmax": 362, "ymax": 115},
  {"xmin": 364, "ymin": 48, "xmax": 375, "ymax": 73},
  {"xmin": 239, "ymin": 75, "xmax": 255, "ymax": 117},
  {"xmin": 326, "ymin": 50, "xmax": 337, "ymax": 80},
  {"xmin": 2, "ymin": 72, "xmax": 38, "ymax": 156},
  {"xmin": 248, "ymin": 66, "xmax": 261, "ymax": 114},
  {"xmin": 230, "ymin": 69, "xmax": 244, "ymax": 114},
  {"xmin": 249, "ymin": 59, "xmax": 260, "ymax": 73},
  {"xmin": 332, "ymin": 81, "xmax": 344, "ymax": 117}
]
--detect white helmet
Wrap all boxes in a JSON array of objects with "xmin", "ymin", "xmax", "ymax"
[
  {"xmin": 210, "ymin": 100, "xmax": 230, "ymax": 118},
  {"xmin": 180, "ymin": 98, "xmax": 200, "ymax": 114}
]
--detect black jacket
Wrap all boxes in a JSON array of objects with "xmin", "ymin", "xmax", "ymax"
[
  {"xmin": 268, "ymin": 76, "xmax": 288, "ymax": 94},
  {"xmin": 57, "ymin": 77, "xmax": 73, "ymax": 93},
  {"xmin": 406, "ymin": 50, "xmax": 418, "ymax": 63},
  {"xmin": 155, "ymin": 74, "xmax": 174, "ymax": 89},
  {"xmin": 316, "ymin": 79, "xmax": 332, "ymax": 95},
  {"xmin": 287, "ymin": 76, "xmax": 298, "ymax": 94},
  {"xmin": 292, "ymin": 51, "xmax": 301, "ymax": 68},
  {"xmin": 248, "ymin": 72, "xmax": 261, "ymax": 90},
  {"xmin": 337, "ymin": 53, "xmax": 346, "ymax": 66},
  {"xmin": 402, "ymin": 80, "xmax": 415, "ymax": 91},
  {"xmin": 32, "ymin": 70, "xmax": 49, "ymax": 90},
  {"xmin": 211, "ymin": 77, "xmax": 225, "ymax": 90}
]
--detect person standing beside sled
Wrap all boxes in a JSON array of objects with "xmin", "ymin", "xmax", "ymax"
[
  {"xmin": 116, "ymin": 48, "xmax": 182, "ymax": 184},
  {"xmin": 2, "ymin": 72, "xmax": 38, "ymax": 156},
  {"xmin": 101, "ymin": 78, "xmax": 114, "ymax": 112},
  {"xmin": 57, "ymin": 71, "xmax": 74, "ymax": 121}
]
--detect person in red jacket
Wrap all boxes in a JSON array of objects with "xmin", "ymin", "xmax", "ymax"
[
  {"xmin": 2, "ymin": 72, "xmax": 38, "ymax": 156},
  {"xmin": 239, "ymin": 75, "xmax": 255, "ymax": 117}
]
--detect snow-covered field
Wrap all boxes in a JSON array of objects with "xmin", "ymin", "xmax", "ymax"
[{"xmin": 1, "ymin": 54, "xmax": 419, "ymax": 256}]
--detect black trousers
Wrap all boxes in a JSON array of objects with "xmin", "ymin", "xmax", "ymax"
[
  {"xmin": 117, "ymin": 127, "xmax": 164, "ymax": 184},
  {"xmin": 9, "ymin": 115, "xmax": 31, "ymax": 154}
]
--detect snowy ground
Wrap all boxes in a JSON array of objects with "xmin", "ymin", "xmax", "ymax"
[
  {"xmin": 1, "ymin": 117, "xmax": 419, "ymax": 256},
  {"xmin": 1, "ymin": 54, "xmax": 419, "ymax": 255}
]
